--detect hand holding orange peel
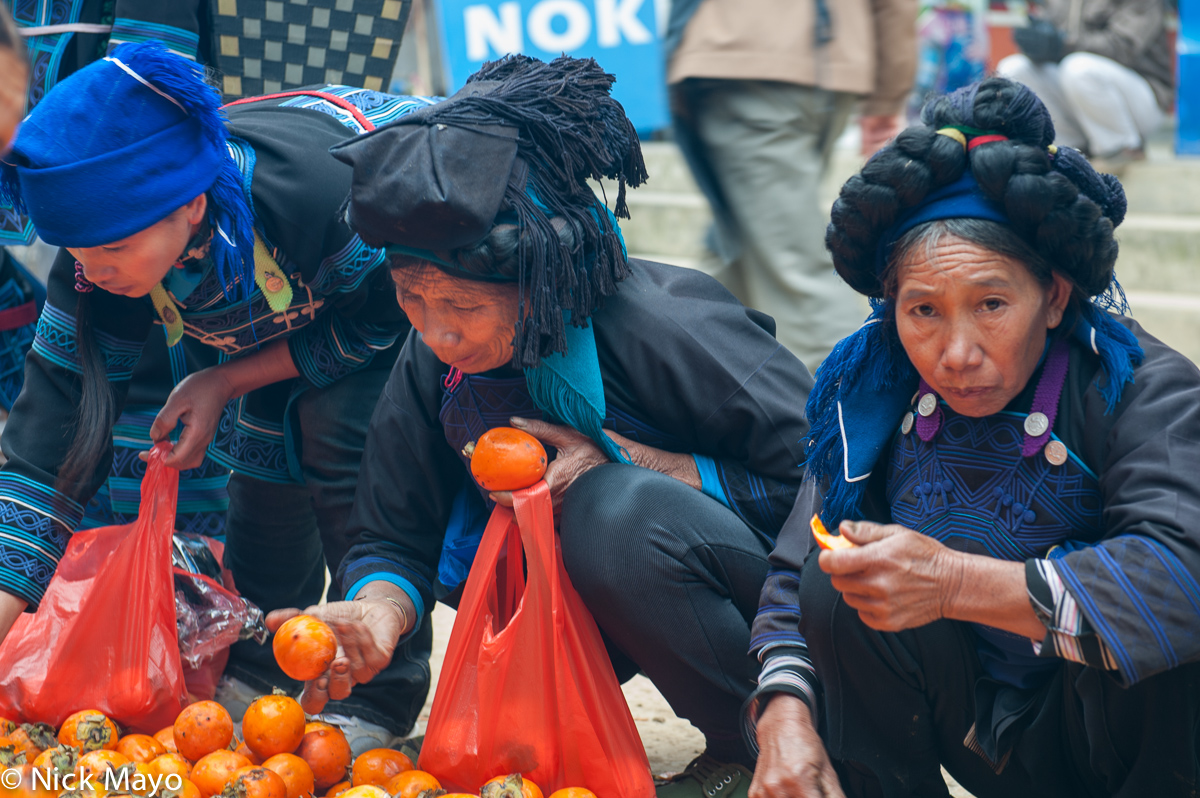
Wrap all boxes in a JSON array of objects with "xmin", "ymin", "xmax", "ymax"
[{"xmin": 810, "ymin": 514, "xmax": 857, "ymax": 550}]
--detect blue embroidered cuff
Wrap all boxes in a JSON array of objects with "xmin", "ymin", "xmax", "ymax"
[
  {"xmin": 344, "ymin": 573, "xmax": 426, "ymax": 641},
  {"xmin": 693, "ymin": 454, "xmax": 731, "ymax": 507}
]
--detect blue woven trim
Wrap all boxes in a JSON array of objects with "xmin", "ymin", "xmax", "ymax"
[
  {"xmin": 0, "ymin": 472, "xmax": 84, "ymax": 530},
  {"xmin": 692, "ymin": 454, "xmax": 730, "ymax": 507},
  {"xmin": 289, "ymin": 314, "xmax": 380, "ymax": 389},
  {"xmin": 31, "ymin": 301, "xmax": 143, "ymax": 380},
  {"xmin": 107, "ymin": 18, "xmax": 200, "ymax": 59},
  {"xmin": 343, "ymin": 573, "xmax": 426, "ymax": 643},
  {"xmin": 311, "ymin": 235, "xmax": 388, "ymax": 297}
]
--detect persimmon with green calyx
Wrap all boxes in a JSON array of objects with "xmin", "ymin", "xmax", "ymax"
[
  {"xmin": 464, "ymin": 427, "xmax": 547, "ymax": 492},
  {"xmin": 481, "ymin": 775, "xmax": 542, "ymax": 798},
  {"xmin": 58, "ymin": 712, "xmax": 118, "ymax": 753},
  {"xmin": 273, "ymin": 616, "xmax": 337, "ymax": 683}
]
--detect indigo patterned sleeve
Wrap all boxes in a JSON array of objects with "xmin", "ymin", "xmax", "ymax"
[
  {"xmin": 287, "ymin": 237, "xmax": 406, "ymax": 388},
  {"xmin": 0, "ymin": 251, "xmax": 152, "ymax": 608},
  {"xmin": 1055, "ymin": 323, "xmax": 1200, "ymax": 687}
]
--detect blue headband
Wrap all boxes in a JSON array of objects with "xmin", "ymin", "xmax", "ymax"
[{"xmin": 874, "ymin": 170, "xmax": 1009, "ymax": 274}]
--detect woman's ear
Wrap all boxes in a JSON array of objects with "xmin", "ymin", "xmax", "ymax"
[
  {"xmin": 1045, "ymin": 272, "xmax": 1073, "ymax": 329},
  {"xmin": 183, "ymin": 192, "xmax": 208, "ymax": 226}
]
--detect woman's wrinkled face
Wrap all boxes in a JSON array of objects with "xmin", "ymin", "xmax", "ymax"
[
  {"xmin": 393, "ymin": 265, "xmax": 519, "ymax": 373},
  {"xmin": 894, "ymin": 233, "xmax": 1072, "ymax": 417},
  {"xmin": 67, "ymin": 194, "xmax": 206, "ymax": 298}
]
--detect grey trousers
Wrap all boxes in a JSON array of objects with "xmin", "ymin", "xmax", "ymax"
[{"xmin": 673, "ymin": 78, "xmax": 865, "ymax": 370}]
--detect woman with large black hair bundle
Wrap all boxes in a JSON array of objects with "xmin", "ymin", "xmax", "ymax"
[{"xmin": 745, "ymin": 77, "xmax": 1200, "ymax": 797}]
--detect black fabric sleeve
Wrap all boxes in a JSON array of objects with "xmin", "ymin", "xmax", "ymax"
[{"xmin": 336, "ymin": 331, "xmax": 464, "ymax": 612}]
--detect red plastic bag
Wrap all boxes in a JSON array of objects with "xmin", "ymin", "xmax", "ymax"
[
  {"xmin": 0, "ymin": 442, "xmax": 188, "ymax": 731},
  {"xmin": 420, "ymin": 481, "xmax": 655, "ymax": 798}
]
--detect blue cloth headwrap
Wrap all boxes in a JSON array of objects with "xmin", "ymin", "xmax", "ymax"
[
  {"xmin": 0, "ymin": 42, "xmax": 255, "ymax": 302},
  {"xmin": 807, "ymin": 176, "xmax": 1144, "ymax": 529},
  {"xmin": 874, "ymin": 171, "xmax": 1009, "ymax": 274}
]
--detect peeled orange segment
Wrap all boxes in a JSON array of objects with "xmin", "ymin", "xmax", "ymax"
[{"xmin": 811, "ymin": 514, "xmax": 856, "ymax": 550}]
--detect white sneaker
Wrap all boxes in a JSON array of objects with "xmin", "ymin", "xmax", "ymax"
[
  {"xmin": 315, "ymin": 713, "xmax": 400, "ymax": 757},
  {"xmin": 213, "ymin": 675, "xmax": 261, "ymax": 723}
]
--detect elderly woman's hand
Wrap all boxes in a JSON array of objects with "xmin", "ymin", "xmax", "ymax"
[
  {"xmin": 749, "ymin": 694, "xmax": 844, "ymax": 798},
  {"xmin": 820, "ymin": 521, "xmax": 1049, "ymax": 639},
  {"xmin": 265, "ymin": 588, "xmax": 413, "ymax": 714},
  {"xmin": 818, "ymin": 521, "xmax": 964, "ymax": 632},
  {"xmin": 489, "ymin": 417, "xmax": 611, "ymax": 508}
]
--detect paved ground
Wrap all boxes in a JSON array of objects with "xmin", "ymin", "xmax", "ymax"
[{"xmin": 418, "ymin": 605, "xmax": 975, "ymax": 797}]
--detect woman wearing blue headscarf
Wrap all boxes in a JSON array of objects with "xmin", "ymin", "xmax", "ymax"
[
  {"xmin": 0, "ymin": 42, "xmax": 435, "ymax": 745},
  {"xmin": 745, "ymin": 78, "xmax": 1200, "ymax": 797}
]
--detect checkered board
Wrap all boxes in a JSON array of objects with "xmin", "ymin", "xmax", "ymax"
[{"xmin": 210, "ymin": 0, "xmax": 411, "ymax": 99}]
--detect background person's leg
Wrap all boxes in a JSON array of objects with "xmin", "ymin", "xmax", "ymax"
[
  {"xmin": 1057, "ymin": 52, "xmax": 1163, "ymax": 157},
  {"xmin": 996, "ymin": 54, "xmax": 1088, "ymax": 151},
  {"xmin": 558, "ymin": 464, "xmax": 771, "ymax": 768},
  {"xmin": 691, "ymin": 80, "xmax": 863, "ymax": 370},
  {"xmin": 294, "ymin": 366, "xmax": 433, "ymax": 738}
]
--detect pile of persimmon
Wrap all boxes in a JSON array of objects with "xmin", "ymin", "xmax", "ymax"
[{"xmin": 0, "ymin": 689, "xmax": 596, "ymax": 798}]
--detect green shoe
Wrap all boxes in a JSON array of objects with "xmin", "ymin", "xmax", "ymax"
[{"xmin": 655, "ymin": 754, "xmax": 753, "ymax": 798}]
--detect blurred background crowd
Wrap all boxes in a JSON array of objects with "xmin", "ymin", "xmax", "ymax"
[{"xmin": 0, "ymin": 0, "xmax": 1189, "ymax": 396}]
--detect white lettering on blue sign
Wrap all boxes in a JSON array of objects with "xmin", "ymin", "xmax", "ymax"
[
  {"xmin": 527, "ymin": 0, "xmax": 591, "ymax": 51},
  {"xmin": 596, "ymin": 0, "xmax": 651, "ymax": 46},
  {"xmin": 464, "ymin": 2, "xmax": 523, "ymax": 60}
]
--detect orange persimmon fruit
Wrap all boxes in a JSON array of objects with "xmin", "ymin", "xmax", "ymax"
[
  {"xmin": 76, "ymin": 748, "xmax": 130, "ymax": 782},
  {"xmin": 293, "ymin": 727, "xmax": 349, "ymax": 791},
  {"xmin": 191, "ymin": 751, "xmax": 253, "ymax": 798},
  {"xmin": 223, "ymin": 767, "xmax": 287, "ymax": 798},
  {"xmin": 337, "ymin": 788, "xmax": 388, "ymax": 798},
  {"xmin": 173, "ymin": 702, "xmax": 234, "ymax": 762},
  {"xmin": 464, "ymin": 427, "xmax": 547, "ymax": 492},
  {"xmin": 272, "ymin": 616, "xmax": 337, "ymax": 683},
  {"xmin": 481, "ymin": 775, "xmax": 542, "ymax": 798},
  {"xmin": 548, "ymin": 790, "xmax": 596, "ymax": 798},
  {"xmin": 383, "ymin": 771, "xmax": 441, "ymax": 798},
  {"xmin": 58, "ymin": 714, "xmax": 118, "ymax": 753},
  {"xmin": 348, "ymin": 750, "xmax": 412, "ymax": 788},
  {"xmin": 323, "ymin": 782, "xmax": 350, "ymax": 798},
  {"xmin": 261, "ymin": 754, "xmax": 314, "ymax": 798},
  {"xmin": 241, "ymin": 695, "xmax": 305, "ymax": 760},
  {"xmin": 153, "ymin": 728, "xmax": 180, "ymax": 755},
  {"xmin": 162, "ymin": 779, "xmax": 203, "ymax": 798},
  {"xmin": 150, "ymin": 753, "xmax": 194, "ymax": 780},
  {"xmin": 115, "ymin": 734, "xmax": 166, "ymax": 764}
]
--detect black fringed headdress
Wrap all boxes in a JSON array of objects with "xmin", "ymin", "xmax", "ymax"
[{"xmin": 329, "ymin": 54, "xmax": 648, "ymax": 368}]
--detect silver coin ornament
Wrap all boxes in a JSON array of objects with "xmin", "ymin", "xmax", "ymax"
[
  {"xmin": 901, "ymin": 413, "xmax": 915, "ymax": 435},
  {"xmin": 918, "ymin": 393, "xmax": 938, "ymax": 417},
  {"xmin": 1024, "ymin": 411, "xmax": 1050, "ymax": 437},
  {"xmin": 1044, "ymin": 440, "xmax": 1068, "ymax": 466}
]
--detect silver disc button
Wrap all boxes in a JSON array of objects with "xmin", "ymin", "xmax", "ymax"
[{"xmin": 1024, "ymin": 411, "xmax": 1050, "ymax": 437}]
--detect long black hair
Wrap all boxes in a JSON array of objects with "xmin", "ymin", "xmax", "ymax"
[{"xmin": 56, "ymin": 290, "xmax": 117, "ymax": 499}]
